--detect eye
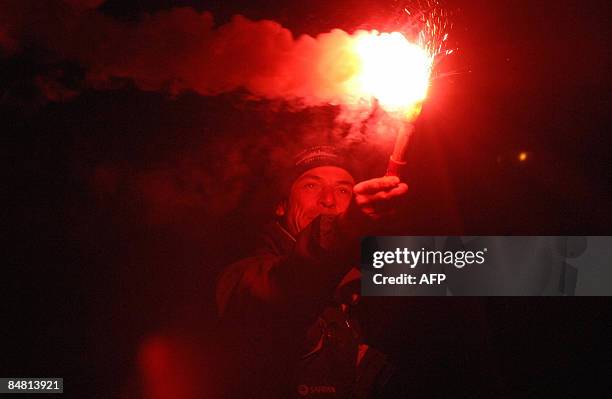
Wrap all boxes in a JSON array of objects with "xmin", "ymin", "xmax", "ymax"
[
  {"xmin": 305, "ymin": 183, "xmax": 316, "ymax": 189},
  {"xmin": 338, "ymin": 187, "xmax": 351, "ymax": 195}
]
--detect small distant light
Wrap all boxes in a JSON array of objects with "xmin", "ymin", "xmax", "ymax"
[{"xmin": 518, "ymin": 151, "xmax": 528, "ymax": 162}]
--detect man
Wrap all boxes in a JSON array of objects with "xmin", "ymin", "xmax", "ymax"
[{"xmin": 216, "ymin": 146, "xmax": 408, "ymax": 398}]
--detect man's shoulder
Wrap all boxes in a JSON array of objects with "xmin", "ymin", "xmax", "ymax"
[
  {"xmin": 215, "ymin": 221, "xmax": 296, "ymax": 315},
  {"xmin": 218, "ymin": 252, "xmax": 277, "ymax": 283},
  {"xmin": 215, "ymin": 252, "xmax": 281, "ymax": 314},
  {"xmin": 217, "ymin": 222, "xmax": 291, "ymax": 279}
]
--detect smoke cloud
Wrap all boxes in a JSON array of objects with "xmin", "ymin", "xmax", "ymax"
[
  {"xmin": 1, "ymin": 0, "xmax": 382, "ymax": 109},
  {"xmin": 1, "ymin": 0, "xmax": 412, "ymax": 140}
]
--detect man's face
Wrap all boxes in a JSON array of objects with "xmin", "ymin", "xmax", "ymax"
[{"xmin": 282, "ymin": 166, "xmax": 355, "ymax": 236}]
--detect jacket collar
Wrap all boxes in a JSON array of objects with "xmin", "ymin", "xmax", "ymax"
[{"xmin": 256, "ymin": 221, "xmax": 296, "ymax": 257}]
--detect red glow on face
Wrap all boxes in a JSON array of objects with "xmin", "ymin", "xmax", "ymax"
[{"xmin": 284, "ymin": 166, "xmax": 354, "ymax": 235}]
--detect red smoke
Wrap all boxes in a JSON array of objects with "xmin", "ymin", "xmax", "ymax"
[
  {"xmin": 1, "ymin": 0, "xmax": 432, "ymax": 112},
  {"xmin": 0, "ymin": 0, "xmax": 442, "ymax": 148},
  {"xmin": 3, "ymin": 2, "xmax": 340, "ymax": 102}
]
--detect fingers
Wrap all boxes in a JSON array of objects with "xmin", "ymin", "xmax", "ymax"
[
  {"xmin": 351, "ymin": 177, "xmax": 409, "ymax": 222},
  {"xmin": 354, "ymin": 183, "xmax": 408, "ymax": 207},
  {"xmin": 353, "ymin": 176, "xmax": 400, "ymax": 195}
]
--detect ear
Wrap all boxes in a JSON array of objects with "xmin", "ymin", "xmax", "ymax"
[{"xmin": 275, "ymin": 199, "xmax": 287, "ymax": 217}]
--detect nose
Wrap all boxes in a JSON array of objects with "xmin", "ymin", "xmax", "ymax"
[{"xmin": 319, "ymin": 186, "xmax": 336, "ymax": 209}]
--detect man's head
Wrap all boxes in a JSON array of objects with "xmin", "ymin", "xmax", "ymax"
[{"xmin": 277, "ymin": 147, "xmax": 355, "ymax": 236}]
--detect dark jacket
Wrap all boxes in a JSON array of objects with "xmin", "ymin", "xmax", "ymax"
[{"xmin": 216, "ymin": 216, "xmax": 393, "ymax": 399}]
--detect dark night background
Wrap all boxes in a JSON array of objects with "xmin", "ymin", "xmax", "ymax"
[{"xmin": 2, "ymin": 0, "xmax": 611, "ymax": 398}]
